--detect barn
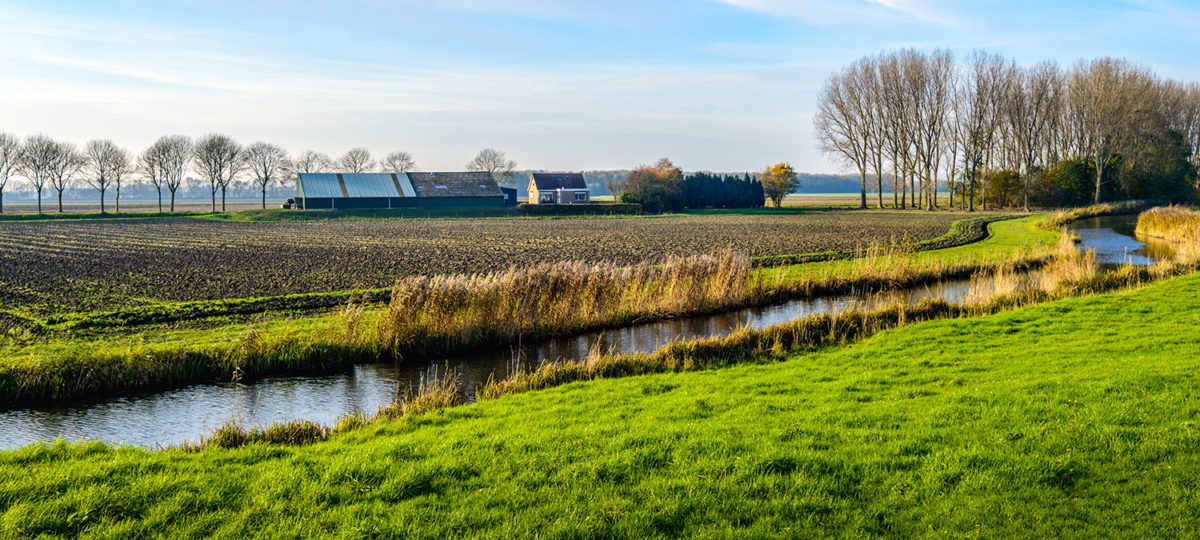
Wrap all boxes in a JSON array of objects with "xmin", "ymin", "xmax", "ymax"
[
  {"xmin": 295, "ymin": 172, "xmax": 504, "ymax": 209},
  {"xmin": 528, "ymin": 172, "xmax": 591, "ymax": 204},
  {"xmin": 407, "ymin": 172, "xmax": 506, "ymax": 208}
]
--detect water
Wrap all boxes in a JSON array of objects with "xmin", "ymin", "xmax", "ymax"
[
  {"xmin": 1068, "ymin": 215, "xmax": 1174, "ymax": 266},
  {"xmin": 0, "ymin": 214, "xmax": 1169, "ymax": 450}
]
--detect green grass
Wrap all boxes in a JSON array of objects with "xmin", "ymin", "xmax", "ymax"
[
  {"xmin": 4, "ymin": 269, "xmax": 1199, "ymax": 537},
  {"xmin": 0, "ymin": 216, "xmax": 1060, "ymax": 404},
  {"xmin": 762, "ymin": 214, "xmax": 1058, "ymax": 284}
]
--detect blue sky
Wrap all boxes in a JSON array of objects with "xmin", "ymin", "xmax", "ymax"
[{"xmin": 1, "ymin": 0, "xmax": 1198, "ymax": 173}]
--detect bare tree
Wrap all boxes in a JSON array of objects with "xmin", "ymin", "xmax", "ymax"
[
  {"xmin": 338, "ymin": 148, "xmax": 375, "ymax": 173},
  {"xmin": 1005, "ymin": 61, "xmax": 1062, "ymax": 211},
  {"xmin": 943, "ymin": 81, "xmax": 964, "ymax": 209},
  {"xmin": 0, "ymin": 133, "xmax": 18, "ymax": 214},
  {"xmin": 194, "ymin": 133, "xmax": 242, "ymax": 212},
  {"xmin": 83, "ymin": 140, "xmax": 131, "ymax": 213},
  {"xmin": 863, "ymin": 57, "xmax": 889, "ymax": 208},
  {"xmin": 244, "ymin": 142, "xmax": 290, "ymax": 209},
  {"xmin": 603, "ymin": 174, "xmax": 626, "ymax": 202},
  {"xmin": 381, "ymin": 151, "xmax": 417, "ymax": 173},
  {"xmin": 466, "ymin": 148, "xmax": 518, "ymax": 187},
  {"xmin": 912, "ymin": 49, "xmax": 955, "ymax": 210},
  {"xmin": 138, "ymin": 140, "xmax": 172, "ymax": 212},
  {"xmin": 47, "ymin": 141, "xmax": 84, "ymax": 213},
  {"xmin": 19, "ymin": 134, "xmax": 58, "ymax": 214},
  {"xmin": 294, "ymin": 150, "xmax": 333, "ymax": 173},
  {"xmin": 815, "ymin": 60, "xmax": 873, "ymax": 209},
  {"xmin": 1069, "ymin": 58, "xmax": 1158, "ymax": 204},
  {"xmin": 157, "ymin": 135, "xmax": 192, "ymax": 212},
  {"xmin": 958, "ymin": 51, "xmax": 1009, "ymax": 211},
  {"xmin": 1160, "ymin": 80, "xmax": 1200, "ymax": 184},
  {"xmin": 879, "ymin": 51, "xmax": 916, "ymax": 209}
]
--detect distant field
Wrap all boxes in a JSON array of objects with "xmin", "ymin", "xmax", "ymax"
[
  {"xmin": 0, "ymin": 200, "xmax": 268, "ymax": 214},
  {"xmin": 0, "ymin": 210, "xmax": 969, "ymax": 315},
  {"xmin": 783, "ymin": 192, "xmax": 955, "ymax": 207}
]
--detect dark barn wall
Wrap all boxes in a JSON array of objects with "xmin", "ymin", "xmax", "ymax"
[
  {"xmin": 297, "ymin": 197, "xmax": 420, "ymax": 209},
  {"xmin": 417, "ymin": 197, "xmax": 505, "ymax": 209}
]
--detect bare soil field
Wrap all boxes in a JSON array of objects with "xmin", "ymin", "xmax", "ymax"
[{"xmin": 0, "ymin": 211, "xmax": 969, "ymax": 314}]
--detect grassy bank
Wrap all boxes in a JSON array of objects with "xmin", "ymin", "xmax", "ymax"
[
  {"xmin": 0, "ymin": 215, "xmax": 1055, "ymax": 405},
  {"xmin": 4, "ymin": 268, "xmax": 1200, "ymax": 536},
  {"xmin": 1, "ymin": 204, "xmax": 1148, "ymax": 405}
]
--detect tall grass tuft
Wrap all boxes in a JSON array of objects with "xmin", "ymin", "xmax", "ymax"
[
  {"xmin": 185, "ymin": 418, "xmax": 331, "ymax": 451},
  {"xmin": 371, "ymin": 251, "xmax": 762, "ymax": 358},
  {"xmin": 1041, "ymin": 200, "xmax": 1155, "ymax": 229},
  {"xmin": 1136, "ymin": 205, "xmax": 1200, "ymax": 260},
  {"xmin": 1040, "ymin": 232, "xmax": 1099, "ymax": 294}
]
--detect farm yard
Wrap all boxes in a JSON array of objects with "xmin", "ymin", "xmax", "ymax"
[{"xmin": 0, "ymin": 210, "xmax": 973, "ymax": 317}]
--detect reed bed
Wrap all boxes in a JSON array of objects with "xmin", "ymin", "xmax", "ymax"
[
  {"xmin": 1040, "ymin": 200, "xmax": 1155, "ymax": 229},
  {"xmin": 368, "ymin": 251, "xmax": 762, "ymax": 356},
  {"xmin": 1136, "ymin": 205, "xmax": 1200, "ymax": 259}
]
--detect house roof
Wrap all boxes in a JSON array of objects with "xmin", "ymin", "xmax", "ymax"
[
  {"xmin": 407, "ymin": 172, "xmax": 503, "ymax": 198},
  {"xmin": 296, "ymin": 173, "xmax": 417, "ymax": 198},
  {"xmin": 531, "ymin": 172, "xmax": 588, "ymax": 191}
]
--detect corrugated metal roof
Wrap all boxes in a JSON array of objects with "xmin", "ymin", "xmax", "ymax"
[
  {"xmin": 297, "ymin": 173, "xmax": 344, "ymax": 198},
  {"xmin": 341, "ymin": 173, "xmax": 402, "ymax": 198},
  {"xmin": 394, "ymin": 174, "xmax": 417, "ymax": 197},
  {"xmin": 297, "ymin": 173, "xmax": 420, "ymax": 198}
]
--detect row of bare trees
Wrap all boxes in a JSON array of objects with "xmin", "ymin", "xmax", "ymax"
[
  {"xmin": 816, "ymin": 49, "xmax": 1200, "ymax": 211},
  {"xmin": 0, "ymin": 134, "xmax": 449, "ymax": 213}
]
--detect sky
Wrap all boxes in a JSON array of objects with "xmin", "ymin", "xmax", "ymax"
[{"xmin": 0, "ymin": 0, "xmax": 1198, "ymax": 174}]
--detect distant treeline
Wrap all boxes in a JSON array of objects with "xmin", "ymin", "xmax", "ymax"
[
  {"xmin": 682, "ymin": 173, "xmax": 766, "ymax": 208},
  {"xmin": 816, "ymin": 49, "xmax": 1200, "ymax": 210}
]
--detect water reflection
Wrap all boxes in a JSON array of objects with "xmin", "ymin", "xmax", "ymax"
[
  {"xmin": 1068, "ymin": 215, "xmax": 1174, "ymax": 266},
  {"xmin": 0, "ymin": 213, "xmax": 1167, "ymax": 450}
]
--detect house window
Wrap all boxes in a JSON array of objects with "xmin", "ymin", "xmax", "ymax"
[
  {"xmin": 574, "ymin": 191, "xmax": 588, "ymax": 201},
  {"xmin": 539, "ymin": 193, "xmax": 554, "ymax": 203}
]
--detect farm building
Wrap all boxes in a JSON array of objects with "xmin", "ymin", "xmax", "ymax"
[
  {"xmin": 295, "ymin": 172, "xmax": 504, "ymax": 209},
  {"xmin": 528, "ymin": 172, "xmax": 591, "ymax": 204}
]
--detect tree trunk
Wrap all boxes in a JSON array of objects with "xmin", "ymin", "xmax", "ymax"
[
  {"xmin": 99, "ymin": 188, "xmax": 106, "ymax": 214},
  {"xmin": 858, "ymin": 167, "xmax": 867, "ymax": 209},
  {"xmin": 968, "ymin": 167, "xmax": 975, "ymax": 212},
  {"xmin": 170, "ymin": 190, "xmax": 176, "ymax": 212},
  {"xmin": 211, "ymin": 186, "xmax": 216, "ymax": 212},
  {"xmin": 926, "ymin": 172, "xmax": 936, "ymax": 208},
  {"xmin": 262, "ymin": 187, "xmax": 267, "ymax": 209},
  {"xmin": 875, "ymin": 168, "xmax": 884, "ymax": 209},
  {"xmin": 157, "ymin": 189, "xmax": 162, "ymax": 213},
  {"xmin": 1094, "ymin": 161, "xmax": 1104, "ymax": 204},
  {"xmin": 116, "ymin": 185, "xmax": 120, "ymax": 213},
  {"xmin": 57, "ymin": 190, "xmax": 63, "ymax": 213},
  {"xmin": 0, "ymin": 190, "xmax": 4, "ymax": 214},
  {"xmin": 221, "ymin": 187, "xmax": 227, "ymax": 212},
  {"xmin": 37, "ymin": 190, "xmax": 42, "ymax": 214},
  {"xmin": 892, "ymin": 164, "xmax": 899, "ymax": 208},
  {"xmin": 1024, "ymin": 171, "xmax": 1030, "ymax": 212}
]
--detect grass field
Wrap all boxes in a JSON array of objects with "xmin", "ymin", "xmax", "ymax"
[
  {"xmin": 0, "ymin": 210, "xmax": 974, "ymax": 316},
  {"xmin": 3, "ymin": 264, "xmax": 1196, "ymax": 537}
]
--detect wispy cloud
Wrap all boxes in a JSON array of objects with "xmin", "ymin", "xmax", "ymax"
[{"xmin": 711, "ymin": 0, "xmax": 961, "ymax": 26}]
